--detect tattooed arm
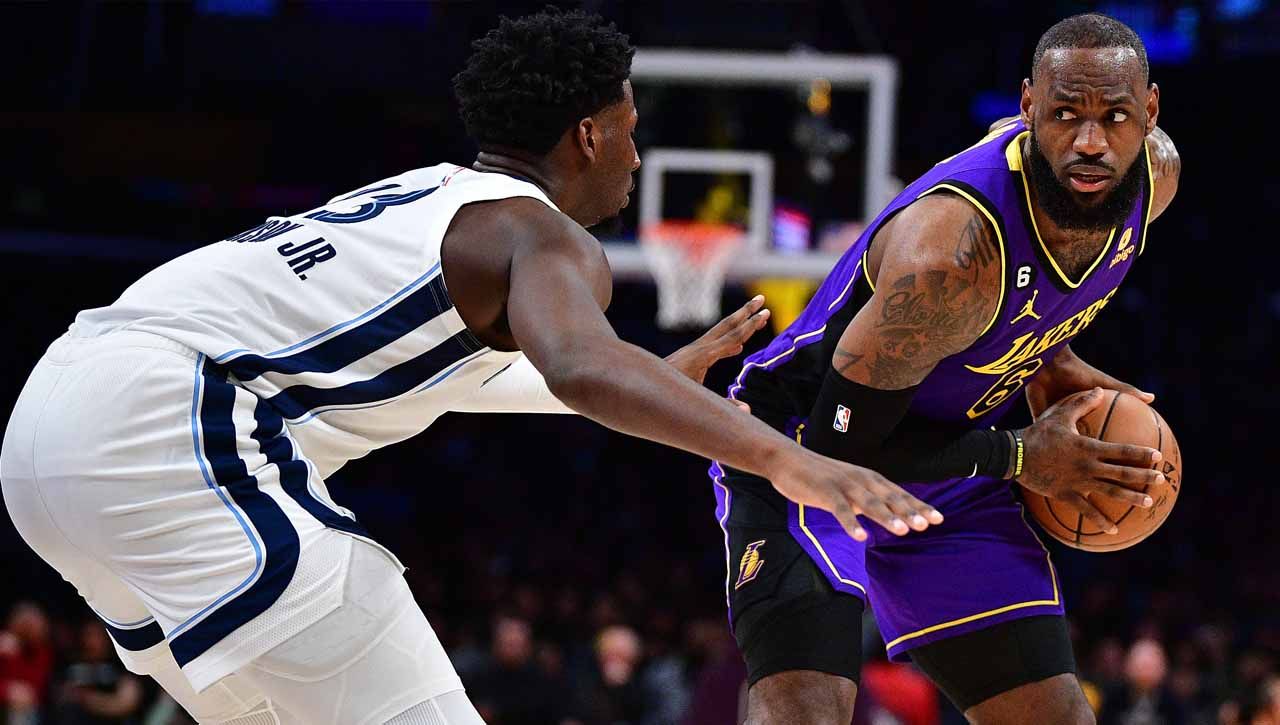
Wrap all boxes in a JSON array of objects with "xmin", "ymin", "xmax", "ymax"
[
  {"xmin": 802, "ymin": 195, "xmax": 1166, "ymax": 522},
  {"xmin": 1147, "ymin": 126, "xmax": 1180, "ymax": 222},
  {"xmin": 796, "ymin": 195, "xmax": 1016, "ymax": 485},
  {"xmin": 835, "ymin": 193, "xmax": 1001, "ymax": 390}
]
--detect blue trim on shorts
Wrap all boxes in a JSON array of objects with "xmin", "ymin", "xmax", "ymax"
[
  {"xmin": 95, "ymin": 613, "xmax": 154, "ymax": 629},
  {"xmin": 98, "ymin": 617, "xmax": 165, "ymax": 652},
  {"xmin": 168, "ymin": 354, "xmax": 264, "ymax": 640},
  {"xmin": 169, "ymin": 357, "xmax": 301, "ymax": 668},
  {"xmin": 250, "ymin": 399, "xmax": 369, "ymax": 538}
]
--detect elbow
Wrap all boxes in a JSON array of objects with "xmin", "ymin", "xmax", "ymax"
[{"xmin": 539, "ymin": 358, "xmax": 602, "ymax": 407}]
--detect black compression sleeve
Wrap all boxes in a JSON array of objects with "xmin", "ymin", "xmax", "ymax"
[{"xmin": 802, "ymin": 366, "xmax": 1012, "ymax": 482}]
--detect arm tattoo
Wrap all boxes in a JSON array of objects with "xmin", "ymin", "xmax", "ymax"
[
  {"xmin": 954, "ymin": 214, "xmax": 998, "ymax": 280},
  {"xmin": 835, "ymin": 210, "xmax": 999, "ymax": 389},
  {"xmin": 1148, "ymin": 126, "xmax": 1181, "ymax": 182},
  {"xmin": 833, "ymin": 349, "xmax": 864, "ymax": 374}
]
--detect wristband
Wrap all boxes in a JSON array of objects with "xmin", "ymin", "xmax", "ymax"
[{"xmin": 1010, "ymin": 429, "xmax": 1025, "ymax": 479}]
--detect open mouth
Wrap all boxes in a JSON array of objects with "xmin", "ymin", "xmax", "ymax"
[
  {"xmin": 1067, "ymin": 168, "xmax": 1112, "ymax": 193},
  {"xmin": 1068, "ymin": 173, "xmax": 1112, "ymax": 193}
]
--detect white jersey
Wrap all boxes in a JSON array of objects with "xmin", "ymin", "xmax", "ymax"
[{"xmin": 73, "ymin": 164, "xmax": 556, "ymax": 478}]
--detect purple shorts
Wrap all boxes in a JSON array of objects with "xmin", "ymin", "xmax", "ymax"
[{"xmin": 713, "ymin": 465, "xmax": 1063, "ymax": 662}]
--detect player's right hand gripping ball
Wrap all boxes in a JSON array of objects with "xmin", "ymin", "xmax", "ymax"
[{"xmin": 1024, "ymin": 391, "xmax": 1182, "ymax": 552}]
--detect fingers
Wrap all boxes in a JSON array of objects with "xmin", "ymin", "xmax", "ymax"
[
  {"xmin": 1087, "ymin": 438, "xmax": 1162, "ymax": 468},
  {"xmin": 1091, "ymin": 374, "xmax": 1155, "ymax": 404},
  {"xmin": 1116, "ymin": 384, "xmax": 1155, "ymax": 404},
  {"xmin": 709, "ymin": 295, "xmax": 765, "ymax": 335},
  {"xmin": 829, "ymin": 500, "xmax": 868, "ymax": 542},
  {"xmin": 1050, "ymin": 387, "xmax": 1107, "ymax": 424},
  {"xmin": 1086, "ymin": 479, "xmax": 1156, "ymax": 508},
  {"xmin": 732, "ymin": 308, "xmax": 771, "ymax": 345},
  {"xmin": 1065, "ymin": 492, "xmax": 1120, "ymax": 535},
  {"xmin": 1092, "ymin": 461, "xmax": 1166, "ymax": 489},
  {"xmin": 846, "ymin": 474, "xmax": 944, "ymax": 537}
]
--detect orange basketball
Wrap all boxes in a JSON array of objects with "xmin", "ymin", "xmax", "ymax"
[{"xmin": 1023, "ymin": 391, "xmax": 1183, "ymax": 552}]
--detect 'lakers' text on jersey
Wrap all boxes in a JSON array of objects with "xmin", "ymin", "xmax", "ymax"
[
  {"xmin": 731, "ymin": 118, "xmax": 1153, "ymax": 460},
  {"xmin": 712, "ymin": 119, "xmax": 1155, "ymax": 661}
]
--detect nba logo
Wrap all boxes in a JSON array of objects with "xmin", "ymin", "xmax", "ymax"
[{"xmin": 833, "ymin": 404, "xmax": 851, "ymax": 432}]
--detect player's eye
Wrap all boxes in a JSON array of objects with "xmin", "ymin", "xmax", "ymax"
[
  {"xmin": 1054, "ymin": 108, "xmax": 1077, "ymax": 121},
  {"xmin": 1110, "ymin": 110, "xmax": 1129, "ymax": 123}
]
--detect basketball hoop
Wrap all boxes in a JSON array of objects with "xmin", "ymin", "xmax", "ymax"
[{"xmin": 640, "ymin": 221, "xmax": 743, "ymax": 330}]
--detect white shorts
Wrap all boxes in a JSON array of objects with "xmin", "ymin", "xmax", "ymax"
[{"xmin": 0, "ymin": 329, "xmax": 443, "ymax": 696}]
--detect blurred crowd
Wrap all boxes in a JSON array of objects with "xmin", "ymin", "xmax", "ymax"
[{"xmin": 3, "ymin": 576, "xmax": 1277, "ymax": 725}]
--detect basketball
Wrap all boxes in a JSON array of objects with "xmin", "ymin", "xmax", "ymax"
[{"xmin": 1024, "ymin": 391, "xmax": 1183, "ymax": 552}]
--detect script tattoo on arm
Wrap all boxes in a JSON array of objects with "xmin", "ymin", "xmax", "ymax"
[{"xmin": 833, "ymin": 202, "xmax": 1002, "ymax": 389}]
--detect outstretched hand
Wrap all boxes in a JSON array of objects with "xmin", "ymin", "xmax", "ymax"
[{"xmin": 665, "ymin": 295, "xmax": 771, "ymax": 385}]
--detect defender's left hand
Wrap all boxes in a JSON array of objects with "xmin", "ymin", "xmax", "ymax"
[
  {"xmin": 665, "ymin": 295, "xmax": 770, "ymax": 385},
  {"xmin": 1026, "ymin": 348, "xmax": 1153, "ymax": 419}
]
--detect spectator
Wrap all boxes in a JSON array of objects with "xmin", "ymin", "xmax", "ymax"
[
  {"xmin": 52, "ymin": 621, "xmax": 143, "ymax": 725},
  {"xmin": 1249, "ymin": 677, "xmax": 1280, "ymax": 725},
  {"xmin": 1100, "ymin": 638, "xmax": 1185, "ymax": 725},
  {"xmin": 467, "ymin": 615, "xmax": 569, "ymax": 725},
  {"xmin": 0, "ymin": 602, "xmax": 54, "ymax": 725},
  {"xmin": 569, "ymin": 625, "xmax": 647, "ymax": 725},
  {"xmin": 1168, "ymin": 664, "xmax": 1216, "ymax": 725}
]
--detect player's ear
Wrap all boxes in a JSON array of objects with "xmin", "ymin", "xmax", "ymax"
[
  {"xmin": 1144, "ymin": 83, "xmax": 1160, "ymax": 135},
  {"xmin": 1020, "ymin": 78, "xmax": 1034, "ymax": 126},
  {"xmin": 574, "ymin": 117, "xmax": 599, "ymax": 164}
]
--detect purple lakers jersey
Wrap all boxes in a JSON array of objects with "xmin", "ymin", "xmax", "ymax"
[
  {"xmin": 712, "ymin": 119, "xmax": 1155, "ymax": 658},
  {"xmin": 731, "ymin": 118, "xmax": 1154, "ymax": 472}
]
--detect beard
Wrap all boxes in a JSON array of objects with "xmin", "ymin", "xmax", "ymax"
[{"xmin": 1026, "ymin": 125, "xmax": 1146, "ymax": 233}]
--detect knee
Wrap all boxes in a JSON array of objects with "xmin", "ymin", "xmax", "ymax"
[
  {"xmin": 1037, "ymin": 691, "xmax": 1094, "ymax": 725},
  {"xmin": 746, "ymin": 671, "xmax": 857, "ymax": 725},
  {"xmin": 1065, "ymin": 698, "xmax": 1097, "ymax": 725}
]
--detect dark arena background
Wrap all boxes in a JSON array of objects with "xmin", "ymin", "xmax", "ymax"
[{"xmin": 1, "ymin": 2, "xmax": 1277, "ymax": 724}]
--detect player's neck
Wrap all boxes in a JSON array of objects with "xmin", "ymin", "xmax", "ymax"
[
  {"xmin": 473, "ymin": 146, "xmax": 601, "ymax": 225},
  {"xmin": 473, "ymin": 151, "xmax": 565, "ymax": 203}
]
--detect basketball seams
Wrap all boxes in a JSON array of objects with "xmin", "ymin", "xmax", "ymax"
[{"xmin": 1028, "ymin": 392, "xmax": 1181, "ymax": 551}]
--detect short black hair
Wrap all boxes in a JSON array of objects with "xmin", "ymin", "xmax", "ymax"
[
  {"xmin": 1032, "ymin": 13, "xmax": 1149, "ymax": 86},
  {"xmin": 453, "ymin": 7, "xmax": 635, "ymax": 156}
]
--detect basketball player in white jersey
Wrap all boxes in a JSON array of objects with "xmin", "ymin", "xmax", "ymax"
[{"xmin": 1, "ymin": 8, "xmax": 943, "ymax": 724}]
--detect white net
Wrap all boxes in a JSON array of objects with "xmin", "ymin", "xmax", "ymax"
[{"xmin": 640, "ymin": 226, "xmax": 742, "ymax": 330}]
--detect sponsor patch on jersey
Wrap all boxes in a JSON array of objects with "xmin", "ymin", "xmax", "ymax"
[{"xmin": 833, "ymin": 404, "xmax": 851, "ymax": 433}]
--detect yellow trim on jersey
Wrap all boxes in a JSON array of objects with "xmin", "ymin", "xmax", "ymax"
[
  {"xmin": 794, "ymin": 424, "xmax": 868, "ymax": 596},
  {"xmin": 1138, "ymin": 138, "xmax": 1155, "ymax": 256},
  {"xmin": 797, "ymin": 504, "xmax": 869, "ymax": 595},
  {"xmin": 1005, "ymin": 131, "xmax": 1114, "ymax": 289},
  {"xmin": 884, "ymin": 501, "xmax": 1062, "ymax": 652},
  {"xmin": 916, "ymin": 183, "xmax": 1007, "ymax": 338},
  {"xmin": 728, "ymin": 261, "xmax": 863, "ymax": 398},
  {"xmin": 861, "ymin": 248, "xmax": 875, "ymax": 292}
]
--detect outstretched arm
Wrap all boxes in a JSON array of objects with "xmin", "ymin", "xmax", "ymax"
[
  {"xmin": 505, "ymin": 206, "xmax": 942, "ymax": 540},
  {"xmin": 453, "ymin": 296, "xmax": 770, "ymax": 414}
]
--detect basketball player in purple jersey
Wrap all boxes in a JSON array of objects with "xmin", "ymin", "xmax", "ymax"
[{"xmin": 713, "ymin": 14, "xmax": 1182, "ymax": 724}]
